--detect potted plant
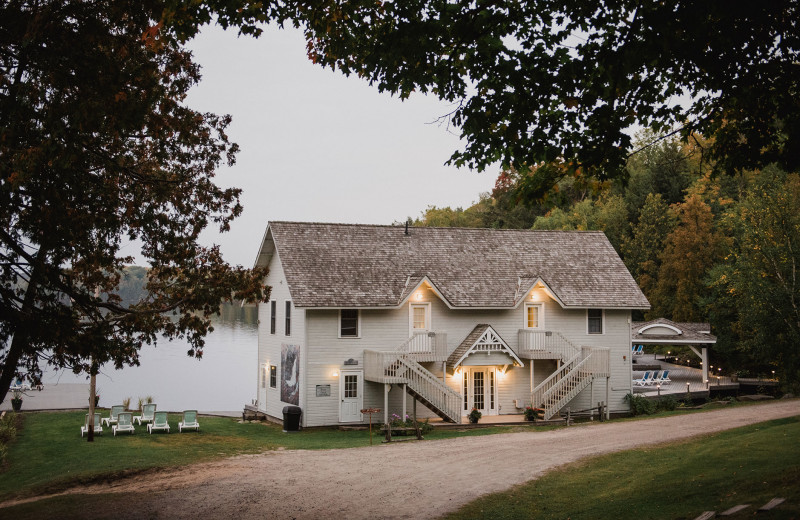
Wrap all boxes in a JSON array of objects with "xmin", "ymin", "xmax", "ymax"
[
  {"xmin": 524, "ymin": 406, "xmax": 544, "ymax": 421},
  {"xmin": 10, "ymin": 389, "xmax": 23, "ymax": 412},
  {"xmin": 468, "ymin": 407, "xmax": 482, "ymax": 424}
]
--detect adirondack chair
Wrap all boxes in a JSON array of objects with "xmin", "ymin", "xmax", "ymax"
[
  {"xmin": 81, "ymin": 413, "xmax": 103, "ymax": 437},
  {"xmin": 633, "ymin": 371, "xmax": 652, "ymax": 386},
  {"xmin": 147, "ymin": 411, "xmax": 170, "ymax": 434},
  {"xmin": 102, "ymin": 405, "xmax": 125, "ymax": 427},
  {"xmin": 134, "ymin": 403, "xmax": 157, "ymax": 425},
  {"xmin": 112, "ymin": 412, "xmax": 135, "ymax": 436},
  {"xmin": 178, "ymin": 410, "xmax": 200, "ymax": 432}
]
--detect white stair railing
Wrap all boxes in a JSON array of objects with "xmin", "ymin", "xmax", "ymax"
[
  {"xmin": 395, "ymin": 331, "xmax": 448, "ymax": 362},
  {"xmin": 364, "ymin": 349, "xmax": 461, "ymax": 423},
  {"xmin": 530, "ymin": 346, "xmax": 611, "ymax": 420}
]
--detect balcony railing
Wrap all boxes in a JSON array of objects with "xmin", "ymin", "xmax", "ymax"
[
  {"xmin": 396, "ymin": 331, "xmax": 448, "ymax": 362},
  {"xmin": 517, "ymin": 330, "xmax": 580, "ymax": 362}
]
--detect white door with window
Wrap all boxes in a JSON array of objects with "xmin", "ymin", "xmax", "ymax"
[
  {"xmin": 339, "ymin": 370, "xmax": 363, "ymax": 422},
  {"xmin": 409, "ymin": 303, "xmax": 431, "ymax": 352},
  {"xmin": 462, "ymin": 367, "xmax": 498, "ymax": 416}
]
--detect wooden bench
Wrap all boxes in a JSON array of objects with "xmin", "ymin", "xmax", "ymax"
[{"xmin": 380, "ymin": 425, "xmax": 424, "ymax": 442}]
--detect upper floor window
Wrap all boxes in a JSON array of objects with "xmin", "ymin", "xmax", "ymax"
[
  {"xmin": 588, "ymin": 309, "xmax": 603, "ymax": 334},
  {"xmin": 340, "ymin": 309, "xmax": 360, "ymax": 337},
  {"xmin": 270, "ymin": 300, "xmax": 276, "ymax": 335},
  {"xmin": 524, "ymin": 303, "xmax": 543, "ymax": 328},
  {"xmin": 410, "ymin": 303, "xmax": 429, "ymax": 331},
  {"xmin": 285, "ymin": 301, "xmax": 292, "ymax": 336}
]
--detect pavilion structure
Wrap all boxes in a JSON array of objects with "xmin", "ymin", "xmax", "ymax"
[{"xmin": 631, "ymin": 318, "xmax": 717, "ymax": 386}]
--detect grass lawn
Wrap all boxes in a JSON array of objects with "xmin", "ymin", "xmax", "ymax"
[
  {"xmin": 443, "ymin": 416, "xmax": 800, "ymax": 520},
  {"xmin": 0, "ymin": 410, "xmax": 552, "ymax": 502}
]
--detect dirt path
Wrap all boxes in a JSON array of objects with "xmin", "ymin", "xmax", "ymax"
[{"xmin": 16, "ymin": 400, "xmax": 800, "ymax": 518}]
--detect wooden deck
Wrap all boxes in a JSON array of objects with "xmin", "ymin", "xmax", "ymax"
[{"xmin": 632, "ymin": 355, "xmax": 745, "ymax": 398}]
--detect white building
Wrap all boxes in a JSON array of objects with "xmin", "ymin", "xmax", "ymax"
[{"xmin": 253, "ymin": 222, "xmax": 650, "ymax": 427}]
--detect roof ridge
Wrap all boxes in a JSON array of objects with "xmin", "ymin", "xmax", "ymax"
[{"xmin": 270, "ymin": 221, "xmax": 606, "ymax": 234}]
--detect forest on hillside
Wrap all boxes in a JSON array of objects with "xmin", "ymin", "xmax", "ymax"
[{"xmin": 410, "ymin": 133, "xmax": 800, "ymax": 390}]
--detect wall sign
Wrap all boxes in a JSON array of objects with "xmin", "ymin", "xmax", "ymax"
[{"xmin": 316, "ymin": 385, "xmax": 331, "ymax": 397}]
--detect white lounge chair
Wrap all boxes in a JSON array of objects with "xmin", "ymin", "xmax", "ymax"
[
  {"xmin": 148, "ymin": 411, "xmax": 170, "ymax": 434},
  {"xmin": 102, "ymin": 405, "xmax": 125, "ymax": 427},
  {"xmin": 648, "ymin": 371, "xmax": 661, "ymax": 385},
  {"xmin": 178, "ymin": 410, "xmax": 199, "ymax": 432},
  {"xmin": 10, "ymin": 378, "xmax": 31, "ymax": 391},
  {"xmin": 634, "ymin": 371, "xmax": 652, "ymax": 386},
  {"xmin": 81, "ymin": 413, "xmax": 103, "ymax": 437},
  {"xmin": 112, "ymin": 412, "xmax": 135, "ymax": 436},
  {"xmin": 633, "ymin": 345, "xmax": 644, "ymax": 356},
  {"xmin": 656, "ymin": 370, "xmax": 672, "ymax": 385},
  {"xmin": 134, "ymin": 403, "xmax": 157, "ymax": 425}
]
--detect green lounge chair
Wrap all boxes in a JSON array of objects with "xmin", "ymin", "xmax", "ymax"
[
  {"xmin": 178, "ymin": 410, "xmax": 199, "ymax": 432},
  {"xmin": 112, "ymin": 412, "xmax": 135, "ymax": 436},
  {"xmin": 148, "ymin": 411, "xmax": 170, "ymax": 434},
  {"xmin": 81, "ymin": 413, "xmax": 103, "ymax": 437},
  {"xmin": 102, "ymin": 405, "xmax": 125, "ymax": 427},
  {"xmin": 134, "ymin": 403, "xmax": 157, "ymax": 425}
]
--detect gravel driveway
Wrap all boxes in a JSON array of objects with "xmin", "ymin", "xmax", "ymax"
[{"xmin": 16, "ymin": 400, "xmax": 800, "ymax": 518}]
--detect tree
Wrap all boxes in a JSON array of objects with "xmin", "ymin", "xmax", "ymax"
[
  {"xmin": 0, "ymin": 1, "xmax": 269, "ymax": 406},
  {"xmin": 298, "ymin": 1, "xmax": 800, "ymax": 193},
  {"xmin": 650, "ymin": 195, "xmax": 726, "ymax": 321},
  {"xmin": 711, "ymin": 167, "xmax": 800, "ymax": 391},
  {"xmin": 621, "ymin": 193, "xmax": 675, "ymax": 300},
  {"xmin": 532, "ymin": 195, "xmax": 628, "ymax": 252}
]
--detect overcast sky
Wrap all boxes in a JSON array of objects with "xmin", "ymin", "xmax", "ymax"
[{"xmin": 181, "ymin": 24, "xmax": 497, "ymax": 267}]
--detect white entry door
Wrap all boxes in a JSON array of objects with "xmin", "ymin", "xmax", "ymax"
[
  {"xmin": 462, "ymin": 367, "xmax": 498, "ymax": 416},
  {"xmin": 339, "ymin": 370, "xmax": 363, "ymax": 422}
]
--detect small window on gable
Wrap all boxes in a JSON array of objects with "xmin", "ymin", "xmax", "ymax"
[
  {"xmin": 285, "ymin": 301, "xmax": 291, "ymax": 336},
  {"xmin": 525, "ymin": 303, "xmax": 543, "ymax": 328},
  {"xmin": 270, "ymin": 301, "xmax": 276, "ymax": 335},
  {"xmin": 340, "ymin": 309, "xmax": 359, "ymax": 337},
  {"xmin": 270, "ymin": 365, "xmax": 277, "ymax": 388},
  {"xmin": 588, "ymin": 309, "xmax": 603, "ymax": 334}
]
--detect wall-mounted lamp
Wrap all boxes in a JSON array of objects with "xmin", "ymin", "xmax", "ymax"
[{"xmin": 332, "ymin": 370, "xmax": 339, "ymax": 377}]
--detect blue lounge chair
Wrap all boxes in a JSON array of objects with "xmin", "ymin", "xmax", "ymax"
[{"xmin": 634, "ymin": 371, "xmax": 652, "ymax": 386}]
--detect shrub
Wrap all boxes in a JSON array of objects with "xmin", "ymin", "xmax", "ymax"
[
  {"xmin": 656, "ymin": 395, "xmax": 678, "ymax": 411},
  {"xmin": 625, "ymin": 393, "xmax": 656, "ymax": 416},
  {"xmin": 122, "ymin": 396, "xmax": 131, "ymax": 410},
  {"xmin": 468, "ymin": 408, "xmax": 482, "ymax": 423}
]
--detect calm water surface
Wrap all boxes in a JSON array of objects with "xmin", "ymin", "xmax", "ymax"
[{"xmin": 42, "ymin": 305, "xmax": 258, "ymax": 412}]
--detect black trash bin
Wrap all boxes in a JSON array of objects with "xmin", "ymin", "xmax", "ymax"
[{"xmin": 282, "ymin": 405, "xmax": 302, "ymax": 432}]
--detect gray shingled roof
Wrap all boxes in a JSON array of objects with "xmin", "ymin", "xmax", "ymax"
[
  {"xmin": 632, "ymin": 318, "xmax": 716, "ymax": 344},
  {"xmin": 447, "ymin": 325, "xmax": 491, "ymax": 367},
  {"xmin": 260, "ymin": 221, "xmax": 650, "ymax": 309}
]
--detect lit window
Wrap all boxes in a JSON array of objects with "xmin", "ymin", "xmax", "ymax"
[
  {"xmin": 412, "ymin": 306, "xmax": 426, "ymax": 329},
  {"xmin": 525, "ymin": 304, "xmax": 542, "ymax": 328},
  {"xmin": 270, "ymin": 365, "xmax": 277, "ymax": 388}
]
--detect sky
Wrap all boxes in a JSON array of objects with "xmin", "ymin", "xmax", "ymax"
[{"xmin": 183, "ymin": 23, "xmax": 498, "ymax": 267}]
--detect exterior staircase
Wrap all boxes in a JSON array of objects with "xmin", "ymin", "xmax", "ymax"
[
  {"xmin": 364, "ymin": 334, "xmax": 461, "ymax": 423},
  {"xmin": 530, "ymin": 345, "xmax": 611, "ymax": 420}
]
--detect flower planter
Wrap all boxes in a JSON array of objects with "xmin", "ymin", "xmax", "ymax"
[{"xmin": 11, "ymin": 398, "xmax": 22, "ymax": 412}]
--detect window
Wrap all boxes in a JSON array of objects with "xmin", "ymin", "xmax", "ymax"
[
  {"xmin": 588, "ymin": 309, "xmax": 603, "ymax": 334},
  {"xmin": 344, "ymin": 374, "xmax": 358, "ymax": 398},
  {"xmin": 270, "ymin": 365, "xmax": 277, "ymax": 388},
  {"xmin": 411, "ymin": 304, "xmax": 428, "ymax": 330},
  {"xmin": 261, "ymin": 365, "xmax": 267, "ymax": 388},
  {"xmin": 270, "ymin": 301, "xmax": 276, "ymax": 334},
  {"xmin": 524, "ymin": 303, "xmax": 543, "ymax": 328},
  {"xmin": 285, "ymin": 301, "xmax": 291, "ymax": 336},
  {"xmin": 340, "ymin": 309, "xmax": 359, "ymax": 337}
]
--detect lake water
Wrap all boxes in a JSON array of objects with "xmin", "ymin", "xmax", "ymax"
[{"xmin": 42, "ymin": 305, "xmax": 258, "ymax": 412}]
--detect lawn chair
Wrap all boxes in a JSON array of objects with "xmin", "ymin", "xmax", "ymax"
[
  {"xmin": 134, "ymin": 403, "xmax": 157, "ymax": 425},
  {"xmin": 10, "ymin": 378, "xmax": 31, "ymax": 391},
  {"xmin": 633, "ymin": 345, "xmax": 644, "ymax": 356},
  {"xmin": 112, "ymin": 412, "xmax": 135, "ymax": 436},
  {"xmin": 81, "ymin": 413, "xmax": 103, "ymax": 437},
  {"xmin": 178, "ymin": 410, "xmax": 199, "ymax": 432},
  {"xmin": 658, "ymin": 370, "xmax": 671, "ymax": 385},
  {"xmin": 633, "ymin": 371, "xmax": 652, "ymax": 386},
  {"xmin": 148, "ymin": 411, "xmax": 170, "ymax": 434},
  {"xmin": 102, "ymin": 405, "xmax": 125, "ymax": 427},
  {"xmin": 648, "ymin": 371, "xmax": 661, "ymax": 385}
]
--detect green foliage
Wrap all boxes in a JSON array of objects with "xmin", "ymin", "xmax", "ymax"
[
  {"xmin": 0, "ymin": 1, "xmax": 269, "ymax": 404},
  {"xmin": 624, "ymin": 393, "xmax": 656, "ymax": 416},
  {"xmin": 443, "ymin": 417, "xmax": 800, "ymax": 520},
  {"xmin": 708, "ymin": 168, "xmax": 800, "ymax": 391},
  {"xmin": 468, "ymin": 408, "xmax": 482, "ymax": 423},
  {"xmin": 298, "ymin": 2, "xmax": 800, "ymax": 190},
  {"xmin": 621, "ymin": 193, "xmax": 675, "ymax": 299}
]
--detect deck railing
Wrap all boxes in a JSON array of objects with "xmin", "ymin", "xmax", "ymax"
[
  {"xmin": 517, "ymin": 330, "xmax": 580, "ymax": 362},
  {"xmin": 364, "ymin": 349, "xmax": 461, "ymax": 423},
  {"xmin": 395, "ymin": 331, "xmax": 448, "ymax": 362}
]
